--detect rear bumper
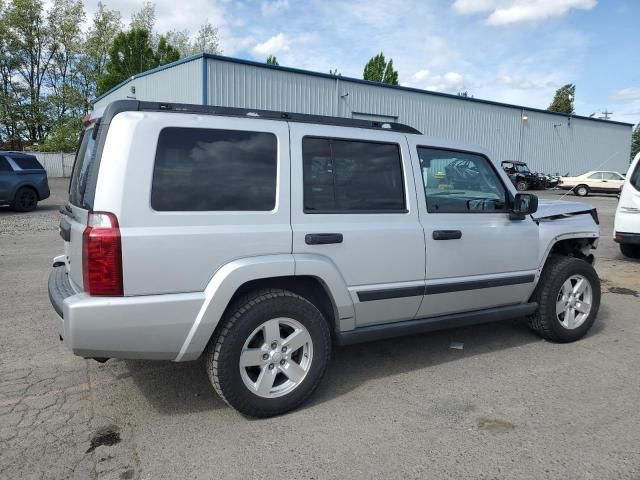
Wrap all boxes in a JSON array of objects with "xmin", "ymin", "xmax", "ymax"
[
  {"xmin": 614, "ymin": 232, "xmax": 640, "ymax": 245},
  {"xmin": 47, "ymin": 266, "xmax": 204, "ymax": 360}
]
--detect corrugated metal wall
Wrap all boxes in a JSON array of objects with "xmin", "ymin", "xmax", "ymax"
[
  {"xmin": 93, "ymin": 55, "xmax": 633, "ymax": 177},
  {"xmin": 205, "ymin": 58, "xmax": 632, "ymax": 176},
  {"xmin": 93, "ymin": 58, "xmax": 203, "ymax": 112},
  {"xmin": 32, "ymin": 152, "xmax": 75, "ymax": 177}
]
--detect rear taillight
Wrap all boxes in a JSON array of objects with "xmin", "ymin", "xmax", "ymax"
[{"xmin": 82, "ymin": 212, "xmax": 123, "ymax": 296}]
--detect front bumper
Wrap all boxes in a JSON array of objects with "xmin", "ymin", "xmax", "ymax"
[{"xmin": 47, "ymin": 266, "xmax": 204, "ymax": 360}]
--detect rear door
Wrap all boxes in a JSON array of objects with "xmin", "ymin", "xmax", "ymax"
[
  {"xmin": 289, "ymin": 124, "xmax": 425, "ymax": 327},
  {"xmin": 407, "ymin": 142, "xmax": 539, "ymax": 318}
]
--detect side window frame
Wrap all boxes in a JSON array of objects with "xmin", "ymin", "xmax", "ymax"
[
  {"xmin": 416, "ymin": 145, "xmax": 511, "ymax": 214},
  {"xmin": 302, "ymin": 135, "xmax": 408, "ymax": 214}
]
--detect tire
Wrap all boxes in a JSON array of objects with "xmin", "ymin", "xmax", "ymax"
[
  {"xmin": 13, "ymin": 187, "xmax": 38, "ymax": 212},
  {"xmin": 620, "ymin": 244, "xmax": 640, "ymax": 259},
  {"xmin": 515, "ymin": 180, "xmax": 528, "ymax": 191},
  {"xmin": 204, "ymin": 288, "xmax": 331, "ymax": 417},
  {"xmin": 574, "ymin": 185, "xmax": 589, "ymax": 197},
  {"xmin": 528, "ymin": 256, "xmax": 600, "ymax": 342}
]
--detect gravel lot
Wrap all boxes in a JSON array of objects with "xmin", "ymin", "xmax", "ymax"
[{"xmin": 1, "ymin": 178, "xmax": 639, "ymax": 480}]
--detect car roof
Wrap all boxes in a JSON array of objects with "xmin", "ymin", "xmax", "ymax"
[{"xmin": 0, "ymin": 151, "xmax": 37, "ymax": 158}]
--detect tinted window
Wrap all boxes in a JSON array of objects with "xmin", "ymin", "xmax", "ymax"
[
  {"xmin": 69, "ymin": 126, "xmax": 98, "ymax": 208},
  {"xmin": 151, "ymin": 128, "xmax": 277, "ymax": 211},
  {"xmin": 588, "ymin": 172, "xmax": 602, "ymax": 179},
  {"xmin": 630, "ymin": 162, "xmax": 640, "ymax": 191},
  {"xmin": 417, "ymin": 147, "xmax": 507, "ymax": 213},
  {"xmin": 0, "ymin": 157, "xmax": 12, "ymax": 172},
  {"xmin": 302, "ymin": 137, "xmax": 405, "ymax": 213},
  {"xmin": 12, "ymin": 156, "xmax": 43, "ymax": 170}
]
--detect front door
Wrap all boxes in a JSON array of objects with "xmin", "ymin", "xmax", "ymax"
[
  {"xmin": 408, "ymin": 143, "xmax": 540, "ymax": 318},
  {"xmin": 289, "ymin": 124, "xmax": 426, "ymax": 327}
]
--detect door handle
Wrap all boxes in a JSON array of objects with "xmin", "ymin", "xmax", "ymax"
[
  {"xmin": 305, "ymin": 233, "xmax": 343, "ymax": 245},
  {"xmin": 432, "ymin": 230, "xmax": 462, "ymax": 240}
]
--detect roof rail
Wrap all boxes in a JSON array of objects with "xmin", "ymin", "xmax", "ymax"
[{"xmin": 99, "ymin": 100, "xmax": 422, "ymax": 134}]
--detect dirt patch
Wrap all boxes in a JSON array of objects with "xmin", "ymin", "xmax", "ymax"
[
  {"xmin": 608, "ymin": 287, "xmax": 638, "ymax": 297},
  {"xmin": 86, "ymin": 425, "xmax": 121, "ymax": 453},
  {"xmin": 476, "ymin": 417, "xmax": 514, "ymax": 432}
]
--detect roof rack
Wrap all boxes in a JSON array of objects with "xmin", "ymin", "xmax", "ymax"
[{"xmin": 99, "ymin": 100, "xmax": 422, "ymax": 134}]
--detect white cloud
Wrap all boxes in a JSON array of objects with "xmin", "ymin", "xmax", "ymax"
[
  {"xmin": 452, "ymin": 0, "xmax": 597, "ymax": 26},
  {"xmin": 610, "ymin": 88, "xmax": 640, "ymax": 102},
  {"xmin": 252, "ymin": 33, "xmax": 291, "ymax": 56},
  {"xmin": 498, "ymin": 74, "xmax": 556, "ymax": 90},
  {"xmin": 426, "ymin": 71, "xmax": 466, "ymax": 93},
  {"xmin": 261, "ymin": 0, "xmax": 289, "ymax": 16},
  {"xmin": 412, "ymin": 69, "xmax": 430, "ymax": 82}
]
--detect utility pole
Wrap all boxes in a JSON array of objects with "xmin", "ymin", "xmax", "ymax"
[{"xmin": 600, "ymin": 109, "xmax": 613, "ymax": 120}]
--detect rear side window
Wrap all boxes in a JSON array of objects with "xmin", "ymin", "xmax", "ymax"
[
  {"xmin": 69, "ymin": 126, "xmax": 99, "ymax": 208},
  {"xmin": 302, "ymin": 137, "xmax": 406, "ymax": 213},
  {"xmin": 0, "ymin": 157, "xmax": 12, "ymax": 172},
  {"xmin": 12, "ymin": 156, "xmax": 43, "ymax": 170},
  {"xmin": 151, "ymin": 127, "xmax": 277, "ymax": 211},
  {"xmin": 630, "ymin": 162, "xmax": 640, "ymax": 191}
]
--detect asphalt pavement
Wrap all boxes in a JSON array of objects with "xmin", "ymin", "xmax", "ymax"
[{"xmin": 1, "ymin": 179, "xmax": 639, "ymax": 480}]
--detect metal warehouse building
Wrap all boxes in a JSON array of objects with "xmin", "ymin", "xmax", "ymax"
[{"xmin": 94, "ymin": 53, "xmax": 633, "ymax": 175}]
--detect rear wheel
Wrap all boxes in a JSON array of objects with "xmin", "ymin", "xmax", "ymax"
[
  {"xmin": 204, "ymin": 289, "xmax": 331, "ymax": 417},
  {"xmin": 574, "ymin": 185, "xmax": 589, "ymax": 197},
  {"xmin": 528, "ymin": 256, "xmax": 600, "ymax": 342},
  {"xmin": 620, "ymin": 244, "xmax": 640, "ymax": 259},
  {"xmin": 13, "ymin": 187, "xmax": 38, "ymax": 212},
  {"xmin": 516, "ymin": 180, "xmax": 528, "ymax": 191}
]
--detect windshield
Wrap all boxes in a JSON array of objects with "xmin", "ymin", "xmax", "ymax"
[
  {"xmin": 515, "ymin": 164, "xmax": 530, "ymax": 173},
  {"xmin": 69, "ymin": 125, "xmax": 98, "ymax": 208}
]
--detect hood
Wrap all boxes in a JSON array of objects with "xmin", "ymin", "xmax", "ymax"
[{"xmin": 532, "ymin": 199, "xmax": 594, "ymax": 220}]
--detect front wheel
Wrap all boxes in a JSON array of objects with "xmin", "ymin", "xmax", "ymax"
[
  {"xmin": 574, "ymin": 185, "xmax": 589, "ymax": 197},
  {"xmin": 516, "ymin": 180, "xmax": 528, "ymax": 191},
  {"xmin": 204, "ymin": 289, "xmax": 331, "ymax": 417},
  {"xmin": 528, "ymin": 256, "xmax": 600, "ymax": 342}
]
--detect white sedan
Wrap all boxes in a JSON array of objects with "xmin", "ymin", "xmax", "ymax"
[{"xmin": 558, "ymin": 170, "xmax": 625, "ymax": 196}]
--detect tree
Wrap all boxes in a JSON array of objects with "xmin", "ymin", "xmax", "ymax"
[
  {"xmin": 363, "ymin": 52, "xmax": 398, "ymax": 85},
  {"xmin": 191, "ymin": 22, "xmax": 220, "ymax": 54},
  {"xmin": 130, "ymin": 1, "xmax": 155, "ymax": 33},
  {"xmin": 98, "ymin": 28, "xmax": 156, "ymax": 94},
  {"xmin": 548, "ymin": 83, "xmax": 575, "ymax": 114},
  {"xmin": 266, "ymin": 55, "xmax": 279, "ymax": 66},
  {"xmin": 155, "ymin": 35, "xmax": 179, "ymax": 65},
  {"xmin": 98, "ymin": 28, "xmax": 181, "ymax": 95},
  {"xmin": 631, "ymin": 124, "xmax": 640, "ymax": 161}
]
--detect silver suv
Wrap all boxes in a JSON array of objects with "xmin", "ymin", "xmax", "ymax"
[{"xmin": 49, "ymin": 101, "xmax": 601, "ymax": 417}]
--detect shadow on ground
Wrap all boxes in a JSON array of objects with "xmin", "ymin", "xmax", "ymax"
[{"xmin": 121, "ymin": 313, "xmax": 605, "ymax": 416}]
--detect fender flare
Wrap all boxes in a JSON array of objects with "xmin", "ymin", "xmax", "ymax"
[
  {"xmin": 175, "ymin": 253, "xmax": 355, "ymax": 361},
  {"xmin": 537, "ymin": 232, "xmax": 599, "ymax": 273}
]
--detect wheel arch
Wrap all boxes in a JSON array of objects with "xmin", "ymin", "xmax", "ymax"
[
  {"xmin": 175, "ymin": 254, "xmax": 354, "ymax": 362},
  {"xmin": 539, "ymin": 235, "xmax": 597, "ymax": 272},
  {"xmin": 12, "ymin": 183, "xmax": 39, "ymax": 200}
]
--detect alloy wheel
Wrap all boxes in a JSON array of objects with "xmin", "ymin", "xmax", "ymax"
[{"xmin": 556, "ymin": 274, "xmax": 593, "ymax": 330}]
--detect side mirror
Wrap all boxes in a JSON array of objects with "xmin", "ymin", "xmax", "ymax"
[{"xmin": 510, "ymin": 193, "xmax": 538, "ymax": 220}]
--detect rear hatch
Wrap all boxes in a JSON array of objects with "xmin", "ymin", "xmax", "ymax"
[{"xmin": 60, "ymin": 123, "xmax": 101, "ymax": 289}]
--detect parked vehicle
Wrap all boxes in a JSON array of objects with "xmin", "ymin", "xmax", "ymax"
[
  {"xmin": 0, "ymin": 151, "xmax": 50, "ymax": 212},
  {"xmin": 558, "ymin": 170, "xmax": 625, "ymax": 197},
  {"xmin": 614, "ymin": 153, "xmax": 640, "ymax": 258},
  {"xmin": 48, "ymin": 100, "xmax": 602, "ymax": 417},
  {"xmin": 500, "ymin": 160, "xmax": 556, "ymax": 191}
]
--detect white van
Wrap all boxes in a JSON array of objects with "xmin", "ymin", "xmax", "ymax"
[{"xmin": 614, "ymin": 152, "xmax": 640, "ymax": 258}]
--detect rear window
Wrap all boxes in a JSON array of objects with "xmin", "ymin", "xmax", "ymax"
[
  {"xmin": 151, "ymin": 127, "xmax": 278, "ymax": 211},
  {"xmin": 69, "ymin": 126, "xmax": 99, "ymax": 208},
  {"xmin": 12, "ymin": 156, "xmax": 43, "ymax": 170},
  {"xmin": 630, "ymin": 162, "xmax": 640, "ymax": 191}
]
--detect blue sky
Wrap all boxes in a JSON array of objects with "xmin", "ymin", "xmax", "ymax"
[{"xmin": 93, "ymin": 0, "xmax": 639, "ymax": 124}]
